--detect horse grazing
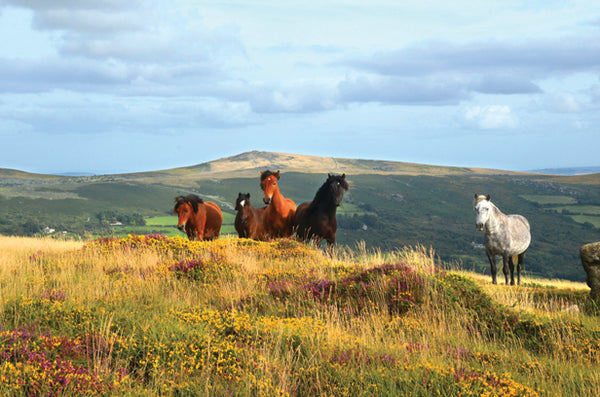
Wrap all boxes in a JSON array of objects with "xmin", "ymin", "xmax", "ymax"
[
  {"xmin": 260, "ymin": 170, "xmax": 297, "ymax": 238},
  {"xmin": 295, "ymin": 174, "xmax": 349, "ymax": 251},
  {"xmin": 234, "ymin": 192, "xmax": 269, "ymax": 240},
  {"xmin": 474, "ymin": 194, "xmax": 531, "ymax": 285},
  {"xmin": 174, "ymin": 195, "xmax": 223, "ymax": 241}
]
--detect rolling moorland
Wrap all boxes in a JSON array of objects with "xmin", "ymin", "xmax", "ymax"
[
  {"xmin": 0, "ymin": 234, "xmax": 599, "ymax": 396},
  {"xmin": 1, "ymin": 151, "xmax": 599, "ymax": 282}
]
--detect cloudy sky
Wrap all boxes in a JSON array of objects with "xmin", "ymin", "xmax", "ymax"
[{"xmin": 1, "ymin": 0, "xmax": 599, "ymax": 174}]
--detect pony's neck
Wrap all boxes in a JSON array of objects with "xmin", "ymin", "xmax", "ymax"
[
  {"xmin": 310, "ymin": 184, "xmax": 337, "ymax": 211},
  {"xmin": 245, "ymin": 206, "xmax": 256, "ymax": 221},
  {"xmin": 270, "ymin": 187, "xmax": 286, "ymax": 208},
  {"xmin": 485, "ymin": 204, "xmax": 503, "ymax": 232},
  {"xmin": 313, "ymin": 197, "xmax": 337, "ymax": 217}
]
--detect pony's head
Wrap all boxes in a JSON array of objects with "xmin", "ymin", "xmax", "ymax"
[
  {"xmin": 235, "ymin": 193, "xmax": 251, "ymax": 211},
  {"xmin": 174, "ymin": 195, "xmax": 203, "ymax": 231},
  {"xmin": 260, "ymin": 170, "xmax": 280, "ymax": 204},
  {"xmin": 473, "ymin": 194, "xmax": 492, "ymax": 231},
  {"xmin": 326, "ymin": 173, "xmax": 349, "ymax": 206}
]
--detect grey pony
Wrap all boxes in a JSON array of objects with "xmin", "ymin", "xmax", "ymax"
[{"xmin": 474, "ymin": 194, "xmax": 531, "ymax": 285}]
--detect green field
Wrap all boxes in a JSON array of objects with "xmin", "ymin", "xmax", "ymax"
[
  {"xmin": 569, "ymin": 215, "xmax": 600, "ymax": 228},
  {"xmin": 520, "ymin": 194, "xmax": 578, "ymax": 205},
  {"xmin": 544, "ymin": 205, "xmax": 600, "ymax": 215},
  {"xmin": 145, "ymin": 215, "xmax": 178, "ymax": 226},
  {"xmin": 104, "ymin": 213, "xmax": 239, "ymax": 238}
]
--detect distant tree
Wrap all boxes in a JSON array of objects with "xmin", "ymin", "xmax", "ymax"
[{"xmin": 21, "ymin": 218, "xmax": 42, "ymax": 236}]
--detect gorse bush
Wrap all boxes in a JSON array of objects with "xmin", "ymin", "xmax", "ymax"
[{"xmin": 0, "ymin": 234, "xmax": 599, "ymax": 396}]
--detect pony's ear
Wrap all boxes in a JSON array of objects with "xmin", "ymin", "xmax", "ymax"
[
  {"xmin": 328, "ymin": 173, "xmax": 332, "ymax": 179},
  {"xmin": 275, "ymin": 170, "xmax": 280, "ymax": 180},
  {"xmin": 341, "ymin": 173, "xmax": 345, "ymax": 179},
  {"xmin": 486, "ymin": 195, "xmax": 491, "ymax": 201},
  {"xmin": 474, "ymin": 194, "xmax": 478, "ymax": 199}
]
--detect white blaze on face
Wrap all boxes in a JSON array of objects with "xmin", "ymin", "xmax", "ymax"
[
  {"xmin": 474, "ymin": 199, "xmax": 491, "ymax": 231},
  {"xmin": 240, "ymin": 200, "xmax": 246, "ymax": 207}
]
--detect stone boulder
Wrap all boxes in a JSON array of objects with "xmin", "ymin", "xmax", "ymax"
[{"xmin": 581, "ymin": 242, "xmax": 600, "ymax": 299}]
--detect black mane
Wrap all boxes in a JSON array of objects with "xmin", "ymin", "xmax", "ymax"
[
  {"xmin": 260, "ymin": 169, "xmax": 280, "ymax": 189},
  {"xmin": 174, "ymin": 194, "xmax": 204, "ymax": 213},
  {"xmin": 308, "ymin": 174, "xmax": 348, "ymax": 212},
  {"xmin": 260, "ymin": 170, "xmax": 279, "ymax": 182}
]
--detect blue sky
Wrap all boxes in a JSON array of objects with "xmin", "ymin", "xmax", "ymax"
[{"xmin": 1, "ymin": 0, "xmax": 599, "ymax": 174}]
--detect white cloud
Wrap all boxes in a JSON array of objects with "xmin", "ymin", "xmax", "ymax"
[
  {"xmin": 464, "ymin": 105, "xmax": 518, "ymax": 130},
  {"xmin": 1, "ymin": 0, "xmax": 600, "ymax": 173},
  {"xmin": 548, "ymin": 93, "xmax": 583, "ymax": 113}
]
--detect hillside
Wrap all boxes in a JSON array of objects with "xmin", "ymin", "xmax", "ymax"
[
  {"xmin": 1, "ymin": 151, "xmax": 599, "ymax": 281},
  {"xmin": 0, "ymin": 235, "xmax": 598, "ymax": 396}
]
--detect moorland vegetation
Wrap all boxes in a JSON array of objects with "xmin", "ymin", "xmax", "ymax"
[{"xmin": 1, "ymin": 234, "xmax": 599, "ymax": 396}]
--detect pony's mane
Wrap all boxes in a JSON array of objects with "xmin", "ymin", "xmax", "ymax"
[
  {"xmin": 260, "ymin": 170, "xmax": 280, "ymax": 182},
  {"xmin": 474, "ymin": 194, "xmax": 504, "ymax": 218},
  {"xmin": 309, "ymin": 174, "xmax": 349, "ymax": 210},
  {"xmin": 174, "ymin": 194, "xmax": 204, "ymax": 213},
  {"xmin": 474, "ymin": 194, "xmax": 489, "ymax": 204}
]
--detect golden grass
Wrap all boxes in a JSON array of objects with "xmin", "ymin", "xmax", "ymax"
[
  {"xmin": 455, "ymin": 270, "xmax": 590, "ymax": 318},
  {"xmin": 1, "ymin": 234, "xmax": 599, "ymax": 396}
]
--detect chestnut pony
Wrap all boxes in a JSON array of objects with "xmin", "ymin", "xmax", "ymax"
[
  {"xmin": 260, "ymin": 170, "xmax": 296, "ymax": 238},
  {"xmin": 295, "ymin": 174, "xmax": 348, "ymax": 251},
  {"xmin": 234, "ymin": 192, "xmax": 269, "ymax": 240},
  {"xmin": 174, "ymin": 195, "xmax": 223, "ymax": 241}
]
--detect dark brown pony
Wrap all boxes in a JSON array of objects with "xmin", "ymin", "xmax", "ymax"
[
  {"xmin": 174, "ymin": 195, "xmax": 223, "ymax": 241},
  {"xmin": 234, "ymin": 192, "xmax": 269, "ymax": 240},
  {"xmin": 260, "ymin": 170, "xmax": 297, "ymax": 238},
  {"xmin": 295, "ymin": 174, "xmax": 348, "ymax": 251}
]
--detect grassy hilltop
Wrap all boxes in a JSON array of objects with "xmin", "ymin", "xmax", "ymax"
[
  {"xmin": 0, "ymin": 235, "xmax": 598, "ymax": 396},
  {"xmin": 1, "ymin": 151, "xmax": 599, "ymax": 281}
]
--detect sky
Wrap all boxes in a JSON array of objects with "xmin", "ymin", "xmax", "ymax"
[{"xmin": 0, "ymin": 0, "xmax": 599, "ymax": 175}]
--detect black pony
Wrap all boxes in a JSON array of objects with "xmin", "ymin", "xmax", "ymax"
[
  {"xmin": 295, "ymin": 174, "xmax": 349, "ymax": 251},
  {"xmin": 234, "ymin": 193, "xmax": 251, "ymax": 238}
]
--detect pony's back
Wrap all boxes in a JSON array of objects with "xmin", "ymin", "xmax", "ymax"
[{"xmin": 203, "ymin": 202, "xmax": 223, "ymax": 240}]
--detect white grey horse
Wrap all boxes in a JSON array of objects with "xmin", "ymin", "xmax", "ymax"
[{"xmin": 474, "ymin": 194, "xmax": 531, "ymax": 285}]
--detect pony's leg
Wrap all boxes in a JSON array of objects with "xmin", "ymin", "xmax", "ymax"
[
  {"xmin": 504, "ymin": 254, "xmax": 514, "ymax": 285},
  {"xmin": 516, "ymin": 253, "xmax": 525, "ymax": 285},
  {"xmin": 197, "ymin": 219, "xmax": 206, "ymax": 241},
  {"xmin": 487, "ymin": 253, "xmax": 498, "ymax": 284}
]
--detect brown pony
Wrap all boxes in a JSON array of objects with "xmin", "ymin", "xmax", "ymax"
[
  {"xmin": 174, "ymin": 195, "xmax": 223, "ymax": 241},
  {"xmin": 234, "ymin": 192, "xmax": 269, "ymax": 240},
  {"xmin": 260, "ymin": 170, "xmax": 296, "ymax": 238}
]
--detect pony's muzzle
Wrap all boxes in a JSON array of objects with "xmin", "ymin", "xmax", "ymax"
[
  {"xmin": 263, "ymin": 197, "xmax": 271, "ymax": 205},
  {"xmin": 476, "ymin": 223, "xmax": 484, "ymax": 231},
  {"xmin": 177, "ymin": 224, "xmax": 185, "ymax": 231}
]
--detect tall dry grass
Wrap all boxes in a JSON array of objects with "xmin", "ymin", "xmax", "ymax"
[{"xmin": 1, "ymin": 234, "xmax": 599, "ymax": 396}]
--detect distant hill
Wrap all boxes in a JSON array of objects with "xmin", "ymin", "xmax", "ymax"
[
  {"xmin": 529, "ymin": 166, "xmax": 600, "ymax": 176},
  {"xmin": 1, "ymin": 151, "xmax": 599, "ymax": 282}
]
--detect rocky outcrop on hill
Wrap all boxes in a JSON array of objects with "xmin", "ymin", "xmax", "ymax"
[{"xmin": 581, "ymin": 242, "xmax": 600, "ymax": 299}]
